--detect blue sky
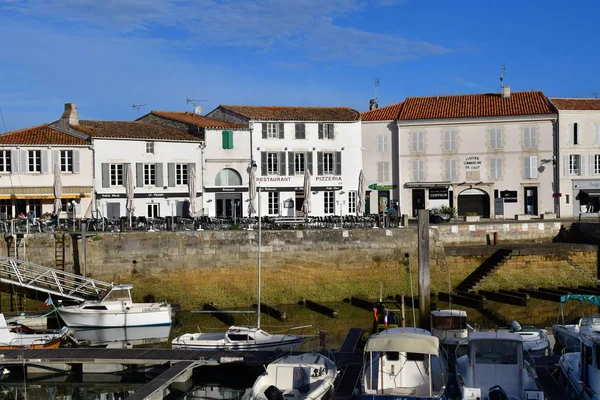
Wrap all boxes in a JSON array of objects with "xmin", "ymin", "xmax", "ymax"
[{"xmin": 0, "ymin": 0, "xmax": 599, "ymax": 130}]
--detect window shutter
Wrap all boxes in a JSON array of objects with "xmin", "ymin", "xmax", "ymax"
[
  {"xmin": 317, "ymin": 152, "xmax": 324, "ymax": 175},
  {"xmin": 288, "ymin": 151, "xmax": 294, "ymax": 176},
  {"xmin": 563, "ymin": 155, "xmax": 569, "ymax": 176},
  {"xmin": 377, "ymin": 162, "xmax": 382, "ymax": 181},
  {"xmin": 490, "ymin": 157, "xmax": 496, "ymax": 179},
  {"xmin": 167, "ymin": 163, "xmax": 175, "ymax": 187},
  {"xmin": 489, "ymin": 129, "xmax": 495, "ymax": 149},
  {"xmin": 419, "ymin": 160, "xmax": 424, "ymax": 180},
  {"xmin": 523, "ymin": 128, "xmax": 530, "ymax": 148},
  {"xmin": 155, "ymin": 163, "xmax": 163, "ymax": 187},
  {"xmin": 524, "ymin": 157, "xmax": 531, "ymax": 179},
  {"xmin": 530, "ymin": 156, "xmax": 538, "ymax": 178},
  {"xmin": 261, "ymin": 152, "xmax": 267, "ymax": 176},
  {"xmin": 278, "ymin": 152, "xmax": 286, "ymax": 176},
  {"xmin": 11, "ymin": 150, "xmax": 19, "ymax": 173},
  {"xmin": 278, "ymin": 123, "xmax": 284, "ymax": 139},
  {"xmin": 497, "ymin": 129, "xmax": 502, "ymax": 149},
  {"xmin": 531, "ymin": 127, "xmax": 537, "ymax": 148},
  {"xmin": 590, "ymin": 155, "xmax": 596, "ymax": 176},
  {"xmin": 41, "ymin": 151, "xmax": 49, "ymax": 174},
  {"xmin": 497, "ymin": 158, "xmax": 503, "ymax": 178},
  {"xmin": 580, "ymin": 155, "xmax": 586, "ymax": 176},
  {"xmin": 384, "ymin": 135, "xmax": 389, "ymax": 152},
  {"xmin": 444, "ymin": 159, "xmax": 450, "ymax": 180},
  {"xmin": 52, "ymin": 151, "xmax": 59, "ymax": 169},
  {"xmin": 451, "ymin": 159, "xmax": 457, "ymax": 180},
  {"xmin": 136, "ymin": 163, "xmax": 144, "ymax": 187},
  {"xmin": 123, "ymin": 163, "xmax": 129, "ymax": 187},
  {"xmin": 101, "ymin": 163, "xmax": 109, "ymax": 188},
  {"xmin": 412, "ymin": 161, "xmax": 418, "ymax": 181},
  {"xmin": 318, "ymin": 124, "xmax": 324, "ymax": 139},
  {"xmin": 595, "ymin": 124, "xmax": 600, "ymax": 145},
  {"xmin": 335, "ymin": 151, "xmax": 342, "ymax": 175},
  {"xmin": 306, "ymin": 151, "xmax": 313, "ymax": 175},
  {"xmin": 411, "ymin": 133, "xmax": 417, "ymax": 152},
  {"xmin": 377, "ymin": 136, "xmax": 383, "ymax": 152},
  {"xmin": 20, "ymin": 150, "xmax": 27, "ymax": 173},
  {"xmin": 73, "ymin": 150, "xmax": 80, "ymax": 173},
  {"xmin": 260, "ymin": 123, "xmax": 267, "ymax": 139},
  {"xmin": 229, "ymin": 131, "xmax": 234, "ymax": 148},
  {"xmin": 451, "ymin": 130, "xmax": 456, "ymax": 151}
]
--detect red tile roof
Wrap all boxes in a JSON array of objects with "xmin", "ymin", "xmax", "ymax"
[
  {"xmin": 361, "ymin": 102, "xmax": 404, "ymax": 121},
  {"xmin": 73, "ymin": 121, "xmax": 201, "ymax": 141},
  {"xmin": 148, "ymin": 111, "xmax": 248, "ymax": 129},
  {"xmin": 0, "ymin": 124, "xmax": 89, "ymax": 145},
  {"xmin": 399, "ymin": 91, "xmax": 556, "ymax": 121},
  {"xmin": 217, "ymin": 105, "xmax": 360, "ymax": 122},
  {"xmin": 550, "ymin": 98, "xmax": 600, "ymax": 111}
]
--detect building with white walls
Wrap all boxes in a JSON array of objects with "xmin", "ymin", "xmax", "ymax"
[
  {"xmin": 360, "ymin": 102, "xmax": 403, "ymax": 215},
  {"xmin": 138, "ymin": 111, "xmax": 250, "ymax": 218},
  {"xmin": 550, "ymin": 98, "xmax": 600, "ymax": 218},
  {"xmin": 207, "ymin": 105, "xmax": 362, "ymax": 217},
  {"xmin": 396, "ymin": 88, "xmax": 558, "ymax": 218}
]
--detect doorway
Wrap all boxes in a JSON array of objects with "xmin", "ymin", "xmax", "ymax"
[
  {"xmin": 457, "ymin": 188, "xmax": 490, "ymax": 218},
  {"xmin": 378, "ymin": 191, "xmax": 390, "ymax": 214},
  {"xmin": 107, "ymin": 203, "xmax": 121, "ymax": 219},
  {"xmin": 147, "ymin": 203, "xmax": 160, "ymax": 218},
  {"xmin": 524, "ymin": 187, "xmax": 538, "ymax": 215},
  {"xmin": 412, "ymin": 189, "xmax": 425, "ymax": 217},
  {"xmin": 295, "ymin": 191, "xmax": 305, "ymax": 216},
  {"xmin": 365, "ymin": 191, "xmax": 371, "ymax": 214},
  {"xmin": 215, "ymin": 193, "xmax": 243, "ymax": 219}
]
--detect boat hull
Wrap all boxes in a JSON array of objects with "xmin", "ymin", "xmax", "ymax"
[
  {"xmin": 0, "ymin": 336, "xmax": 63, "ymax": 349},
  {"xmin": 171, "ymin": 336, "xmax": 304, "ymax": 351},
  {"xmin": 552, "ymin": 324, "xmax": 581, "ymax": 352},
  {"xmin": 58, "ymin": 308, "xmax": 171, "ymax": 328}
]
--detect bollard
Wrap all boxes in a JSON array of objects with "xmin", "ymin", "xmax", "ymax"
[{"xmin": 493, "ymin": 231, "xmax": 499, "ymax": 245}]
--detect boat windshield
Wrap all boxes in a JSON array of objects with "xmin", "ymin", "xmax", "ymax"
[
  {"xmin": 473, "ymin": 340, "xmax": 519, "ymax": 365},
  {"xmin": 432, "ymin": 316, "xmax": 466, "ymax": 330},
  {"xmin": 580, "ymin": 314, "xmax": 600, "ymax": 327},
  {"xmin": 102, "ymin": 288, "xmax": 131, "ymax": 302}
]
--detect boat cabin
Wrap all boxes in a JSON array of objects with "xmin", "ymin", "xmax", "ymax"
[
  {"xmin": 577, "ymin": 325, "xmax": 600, "ymax": 395},
  {"xmin": 430, "ymin": 309, "xmax": 468, "ymax": 343},
  {"xmin": 361, "ymin": 331, "xmax": 447, "ymax": 398},
  {"xmin": 99, "ymin": 284, "xmax": 134, "ymax": 303}
]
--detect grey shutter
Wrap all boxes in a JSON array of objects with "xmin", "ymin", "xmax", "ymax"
[
  {"xmin": 73, "ymin": 150, "xmax": 80, "ymax": 173},
  {"xmin": 318, "ymin": 124, "xmax": 324, "ymax": 139},
  {"xmin": 524, "ymin": 157, "xmax": 530, "ymax": 179},
  {"xmin": 317, "ymin": 152, "xmax": 324, "ymax": 175},
  {"xmin": 20, "ymin": 150, "xmax": 27, "ymax": 173},
  {"xmin": 262, "ymin": 123, "xmax": 267, "ymax": 139},
  {"xmin": 122, "ymin": 163, "xmax": 129, "ymax": 187},
  {"xmin": 306, "ymin": 152, "xmax": 313, "ymax": 175},
  {"xmin": 261, "ymin": 152, "xmax": 267, "ymax": 176},
  {"xmin": 563, "ymin": 155, "xmax": 569, "ymax": 176},
  {"xmin": 278, "ymin": 151, "xmax": 286, "ymax": 176},
  {"xmin": 580, "ymin": 155, "xmax": 586, "ymax": 176},
  {"xmin": 278, "ymin": 123, "xmax": 284, "ymax": 139},
  {"xmin": 288, "ymin": 151, "xmax": 294, "ymax": 176},
  {"xmin": 591, "ymin": 155, "xmax": 596, "ymax": 176},
  {"xmin": 155, "ymin": 163, "xmax": 164, "ymax": 187},
  {"xmin": 11, "ymin": 150, "xmax": 19, "ymax": 173},
  {"xmin": 52, "ymin": 151, "xmax": 59, "ymax": 170},
  {"xmin": 295, "ymin": 123, "xmax": 306, "ymax": 139},
  {"xmin": 335, "ymin": 151, "xmax": 342, "ymax": 175},
  {"xmin": 101, "ymin": 163, "xmax": 110, "ymax": 188},
  {"xmin": 167, "ymin": 163, "xmax": 175, "ymax": 187},
  {"xmin": 136, "ymin": 163, "xmax": 144, "ymax": 187},
  {"xmin": 41, "ymin": 150, "xmax": 48, "ymax": 174}
]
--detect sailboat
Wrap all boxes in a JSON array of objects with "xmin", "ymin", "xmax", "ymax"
[{"xmin": 172, "ymin": 187, "xmax": 305, "ymax": 351}]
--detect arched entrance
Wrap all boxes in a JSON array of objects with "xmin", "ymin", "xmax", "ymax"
[
  {"xmin": 458, "ymin": 188, "xmax": 490, "ymax": 218},
  {"xmin": 214, "ymin": 168, "xmax": 243, "ymax": 218}
]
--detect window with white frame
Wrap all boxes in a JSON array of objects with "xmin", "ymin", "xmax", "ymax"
[
  {"xmin": 268, "ymin": 192, "xmax": 279, "ymax": 215},
  {"xmin": 412, "ymin": 160, "xmax": 424, "ymax": 181},
  {"xmin": 0, "ymin": 199, "xmax": 11, "ymax": 219},
  {"xmin": 60, "ymin": 150, "xmax": 73, "ymax": 172},
  {"xmin": 322, "ymin": 124, "xmax": 334, "ymax": 139},
  {"xmin": 323, "ymin": 152, "xmax": 335, "ymax": 175},
  {"xmin": 569, "ymin": 123, "xmax": 580, "ymax": 145},
  {"xmin": 267, "ymin": 123, "xmax": 280, "ymax": 139},
  {"xmin": 295, "ymin": 153, "xmax": 305, "ymax": 175},
  {"xmin": 489, "ymin": 128, "xmax": 502, "ymax": 150},
  {"xmin": 110, "ymin": 164, "xmax": 123, "ymax": 186},
  {"xmin": 146, "ymin": 142, "xmax": 154, "ymax": 154},
  {"xmin": 267, "ymin": 152, "xmax": 279, "ymax": 175},
  {"xmin": 144, "ymin": 164, "xmax": 156, "ymax": 185},
  {"xmin": 569, "ymin": 154, "xmax": 581, "ymax": 176},
  {"xmin": 444, "ymin": 159, "xmax": 457, "ymax": 181},
  {"xmin": 147, "ymin": 203, "xmax": 160, "ymax": 218},
  {"xmin": 523, "ymin": 127, "xmax": 537, "ymax": 149},
  {"xmin": 490, "ymin": 157, "xmax": 503, "ymax": 179},
  {"xmin": 411, "ymin": 131, "xmax": 424, "ymax": 152},
  {"xmin": 377, "ymin": 161, "xmax": 390, "ymax": 181},
  {"xmin": 524, "ymin": 156, "xmax": 538, "ymax": 179},
  {"xmin": 377, "ymin": 135, "xmax": 389, "ymax": 152},
  {"xmin": 594, "ymin": 155, "xmax": 600, "ymax": 175},
  {"xmin": 348, "ymin": 191, "xmax": 357, "ymax": 214},
  {"xmin": 0, "ymin": 151, "xmax": 10, "ymax": 173},
  {"xmin": 175, "ymin": 164, "xmax": 188, "ymax": 185},
  {"xmin": 443, "ymin": 130, "xmax": 456, "ymax": 152},
  {"xmin": 28, "ymin": 150, "xmax": 41, "ymax": 172},
  {"xmin": 324, "ymin": 191, "xmax": 335, "ymax": 214}
]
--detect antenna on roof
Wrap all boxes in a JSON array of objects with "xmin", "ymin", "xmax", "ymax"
[
  {"xmin": 375, "ymin": 78, "xmax": 380, "ymax": 100},
  {"xmin": 132, "ymin": 104, "xmax": 146, "ymax": 117},
  {"xmin": 369, "ymin": 78, "xmax": 380, "ymax": 110},
  {"xmin": 0, "ymin": 108, "xmax": 7, "ymax": 133},
  {"xmin": 594, "ymin": 92, "xmax": 598, "ymax": 99},
  {"xmin": 500, "ymin": 64, "xmax": 506, "ymax": 88},
  {"xmin": 187, "ymin": 98, "xmax": 208, "ymax": 114}
]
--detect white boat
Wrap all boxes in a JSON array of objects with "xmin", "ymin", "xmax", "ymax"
[
  {"xmin": 552, "ymin": 294, "xmax": 600, "ymax": 352},
  {"xmin": 70, "ymin": 325, "xmax": 171, "ymax": 348},
  {"xmin": 559, "ymin": 324, "xmax": 600, "ymax": 400},
  {"xmin": 0, "ymin": 313, "xmax": 68, "ymax": 349},
  {"xmin": 171, "ymin": 325, "xmax": 304, "ymax": 351},
  {"xmin": 455, "ymin": 331, "xmax": 544, "ymax": 400},
  {"xmin": 247, "ymin": 353, "xmax": 337, "ymax": 400},
  {"xmin": 430, "ymin": 309, "xmax": 476, "ymax": 348},
  {"xmin": 358, "ymin": 328, "xmax": 448, "ymax": 399},
  {"xmin": 499, "ymin": 320, "xmax": 549, "ymax": 357},
  {"xmin": 57, "ymin": 284, "xmax": 172, "ymax": 328}
]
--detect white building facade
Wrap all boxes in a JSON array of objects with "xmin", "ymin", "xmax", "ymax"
[
  {"xmin": 207, "ymin": 105, "xmax": 362, "ymax": 217},
  {"xmin": 397, "ymin": 89, "xmax": 558, "ymax": 219},
  {"xmin": 551, "ymin": 98, "xmax": 600, "ymax": 218}
]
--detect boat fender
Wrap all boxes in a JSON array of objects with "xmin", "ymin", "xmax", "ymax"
[
  {"xmin": 488, "ymin": 385, "xmax": 509, "ymax": 400},
  {"xmin": 264, "ymin": 385, "xmax": 284, "ymax": 400}
]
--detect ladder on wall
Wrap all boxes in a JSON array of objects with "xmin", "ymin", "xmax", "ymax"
[{"xmin": 55, "ymin": 233, "xmax": 66, "ymax": 271}]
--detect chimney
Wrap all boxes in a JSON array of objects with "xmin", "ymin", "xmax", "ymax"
[
  {"xmin": 61, "ymin": 103, "xmax": 79, "ymax": 125},
  {"xmin": 501, "ymin": 85, "xmax": 511, "ymax": 99}
]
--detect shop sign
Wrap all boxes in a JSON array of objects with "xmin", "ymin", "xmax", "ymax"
[
  {"xmin": 315, "ymin": 176, "xmax": 342, "ymax": 182},
  {"xmin": 368, "ymin": 184, "xmax": 398, "ymax": 190},
  {"xmin": 464, "ymin": 156, "xmax": 482, "ymax": 171},
  {"xmin": 428, "ymin": 188, "xmax": 448, "ymax": 200},
  {"xmin": 500, "ymin": 190, "xmax": 518, "ymax": 203}
]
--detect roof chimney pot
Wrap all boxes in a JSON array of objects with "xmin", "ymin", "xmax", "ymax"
[
  {"xmin": 61, "ymin": 103, "xmax": 79, "ymax": 126},
  {"xmin": 501, "ymin": 86, "xmax": 511, "ymax": 99}
]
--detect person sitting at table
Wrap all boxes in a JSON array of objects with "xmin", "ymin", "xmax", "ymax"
[{"xmin": 27, "ymin": 211, "xmax": 36, "ymax": 225}]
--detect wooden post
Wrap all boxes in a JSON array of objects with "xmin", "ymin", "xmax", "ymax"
[{"xmin": 418, "ymin": 209, "xmax": 430, "ymax": 331}]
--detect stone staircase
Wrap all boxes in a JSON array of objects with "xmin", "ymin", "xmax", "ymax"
[{"xmin": 456, "ymin": 248, "xmax": 513, "ymax": 293}]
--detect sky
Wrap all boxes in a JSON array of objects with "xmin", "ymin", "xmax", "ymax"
[{"xmin": 0, "ymin": 0, "xmax": 599, "ymax": 130}]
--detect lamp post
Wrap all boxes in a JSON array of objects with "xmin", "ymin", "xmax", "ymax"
[
  {"xmin": 71, "ymin": 200, "xmax": 77, "ymax": 231},
  {"xmin": 338, "ymin": 191, "xmax": 345, "ymax": 228}
]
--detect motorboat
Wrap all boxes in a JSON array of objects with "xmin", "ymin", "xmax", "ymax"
[
  {"xmin": 69, "ymin": 325, "xmax": 171, "ymax": 348},
  {"xmin": 171, "ymin": 325, "xmax": 305, "ymax": 351},
  {"xmin": 57, "ymin": 284, "xmax": 172, "ymax": 328},
  {"xmin": 455, "ymin": 331, "xmax": 544, "ymax": 400},
  {"xmin": 430, "ymin": 309, "xmax": 476, "ymax": 348},
  {"xmin": 559, "ymin": 324, "xmax": 600, "ymax": 400},
  {"xmin": 0, "ymin": 313, "xmax": 68, "ymax": 349},
  {"xmin": 247, "ymin": 353, "xmax": 337, "ymax": 400},
  {"xmin": 498, "ymin": 320, "xmax": 549, "ymax": 357},
  {"xmin": 552, "ymin": 294, "xmax": 600, "ymax": 352},
  {"xmin": 358, "ymin": 328, "xmax": 448, "ymax": 399}
]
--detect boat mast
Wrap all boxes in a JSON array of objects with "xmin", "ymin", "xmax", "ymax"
[{"xmin": 257, "ymin": 187, "xmax": 262, "ymax": 330}]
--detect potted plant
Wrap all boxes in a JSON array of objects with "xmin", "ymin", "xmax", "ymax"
[
  {"xmin": 465, "ymin": 212, "xmax": 480, "ymax": 222},
  {"xmin": 541, "ymin": 211, "xmax": 556, "ymax": 220}
]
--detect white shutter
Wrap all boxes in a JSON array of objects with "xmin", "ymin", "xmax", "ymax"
[
  {"xmin": 377, "ymin": 136, "xmax": 383, "ymax": 152},
  {"xmin": 490, "ymin": 157, "xmax": 496, "ymax": 179},
  {"xmin": 451, "ymin": 130, "xmax": 456, "ymax": 151},
  {"xmin": 411, "ymin": 133, "xmax": 417, "ymax": 152},
  {"xmin": 444, "ymin": 159, "xmax": 449, "ymax": 180},
  {"xmin": 10, "ymin": 150, "xmax": 19, "ymax": 173},
  {"xmin": 595, "ymin": 124, "xmax": 600, "ymax": 145},
  {"xmin": 383, "ymin": 135, "xmax": 389, "ymax": 152},
  {"xmin": 590, "ymin": 155, "xmax": 596, "ymax": 176},
  {"xmin": 20, "ymin": 150, "xmax": 27, "ymax": 173},
  {"xmin": 580, "ymin": 154, "xmax": 586, "ymax": 176},
  {"xmin": 496, "ymin": 129, "xmax": 502, "ymax": 149},
  {"xmin": 419, "ymin": 160, "xmax": 424, "ymax": 180},
  {"xmin": 412, "ymin": 161, "xmax": 418, "ymax": 181},
  {"xmin": 523, "ymin": 127, "xmax": 530, "ymax": 148},
  {"xmin": 41, "ymin": 150, "xmax": 48, "ymax": 174},
  {"xmin": 377, "ymin": 162, "xmax": 383, "ymax": 181},
  {"xmin": 497, "ymin": 158, "xmax": 503, "ymax": 179},
  {"xmin": 451, "ymin": 159, "xmax": 457, "ymax": 180},
  {"xmin": 531, "ymin": 127, "xmax": 537, "ymax": 148},
  {"xmin": 489, "ymin": 129, "xmax": 495, "ymax": 149},
  {"xmin": 418, "ymin": 132, "xmax": 424, "ymax": 152},
  {"xmin": 564, "ymin": 155, "xmax": 569, "ymax": 176},
  {"xmin": 524, "ymin": 156, "xmax": 531, "ymax": 178},
  {"xmin": 530, "ymin": 156, "xmax": 538, "ymax": 178},
  {"xmin": 73, "ymin": 150, "xmax": 80, "ymax": 174}
]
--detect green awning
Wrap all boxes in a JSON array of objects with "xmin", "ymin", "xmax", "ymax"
[{"xmin": 560, "ymin": 294, "xmax": 600, "ymax": 306}]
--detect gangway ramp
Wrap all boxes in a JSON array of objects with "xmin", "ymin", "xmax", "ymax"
[{"xmin": 0, "ymin": 256, "xmax": 112, "ymax": 302}]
